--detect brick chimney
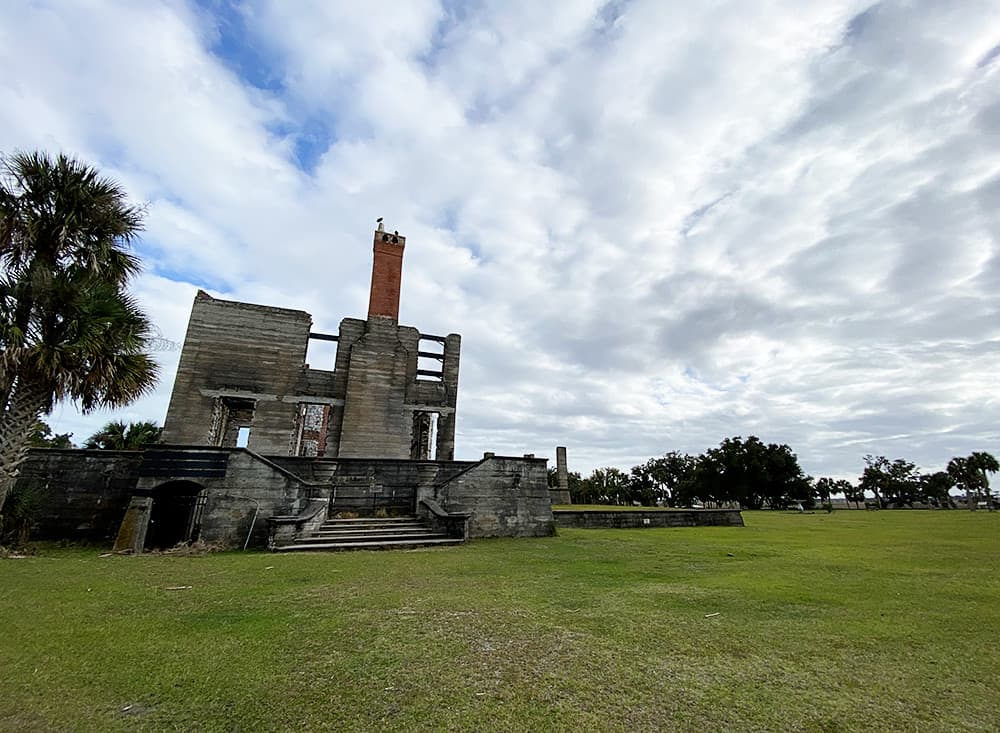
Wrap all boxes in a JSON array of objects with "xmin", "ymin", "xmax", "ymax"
[{"xmin": 368, "ymin": 228, "xmax": 406, "ymax": 321}]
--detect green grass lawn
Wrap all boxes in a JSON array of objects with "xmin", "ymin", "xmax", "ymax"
[{"xmin": 2, "ymin": 511, "xmax": 998, "ymax": 732}]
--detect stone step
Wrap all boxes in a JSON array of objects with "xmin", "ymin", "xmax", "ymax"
[
  {"xmin": 310, "ymin": 527, "xmax": 436, "ymax": 537},
  {"xmin": 317, "ymin": 524, "xmax": 426, "ymax": 532},
  {"xmin": 322, "ymin": 517, "xmax": 422, "ymax": 525},
  {"xmin": 271, "ymin": 514, "xmax": 464, "ymax": 553},
  {"xmin": 297, "ymin": 531, "xmax": 445, "ymax": 542},
  {"xmin": 275, "ymin": 537, "xmax": 464, "ymax": 552},
  {"xmin": 316, "ymin": 521, "xmax": 427, "ymax": 528}
]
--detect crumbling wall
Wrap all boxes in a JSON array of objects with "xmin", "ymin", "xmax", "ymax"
[
  {"xmin": 433, "ymin": 333, "xmax": 461, "ymax": 460},
  {"xmin": 162, "ymin": 291, "xmax": 336, "ymax": 454},
  {"xmin": 174, "ymin": 451, "xmax": 306, "ymax": 547},
  {"xmin": 332, "ymin": 318, "xmax": 460, "ymax": 461},
  {"xmin": 435, "ymin": 456, "xmax": 555, "ymax": 538},
  {"xmin": 15, "ymin": 449, "xmax": 142, "ymax": 542},
  {"xmin": 160, "ymin": 277, "xmax": 461, "ymax": 461},
  {"xmin": 337, "ymin": 320, "xmax": 416, "ymax": 459}
]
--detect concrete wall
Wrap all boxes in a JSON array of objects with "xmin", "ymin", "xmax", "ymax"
[
  {"xmin": 162, "ymin": 291, "xmax": 318, "ymax": 454},
  {"xmin": 152, "ymin": 450, "xmax": 306, "ymax": 548},
  {"xmin": 433, "ymin": 334, "xmax": 460, "ymax": 461},
  {"xmin": 15, "ymin": 449, "xmax": 142, "ymax": 542},
  {"xmin": 336, "ymin": 320, "xmax": 460, "ymax": 461},
  {"xmin": 553, "ymin": 509, "xmax": 745, "ymax": 529},
  {"xmin": 338, "ymin": 319, "xmax": 415, "ymax": 459},
  {"xmin": 435, "ymin": 456, "xmax": 555, "ymax": 537},
  {"xmin": 16, "ymin": 448, "xmax": 308, "ymax": 549}
]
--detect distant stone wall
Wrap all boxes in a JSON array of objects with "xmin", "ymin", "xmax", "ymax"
[
  {"xmin": 435, "ymin": 456, "xmax": 555, "ymax": 538},
  {"xmin": 553, "ymin": 509, "xmax": 744, "ymax": 529},
  {"xmin": 15, "ymin": 449, "xmax": 142, "ymax": 542}
]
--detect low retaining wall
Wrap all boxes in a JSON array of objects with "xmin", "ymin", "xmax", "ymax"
[
  {"xmin": 434, "ymin": 456, "xmax": 555, "ymax": 538},
  {"xmin": 553, "ymin": 509, "xmax": 744, "ymax": 529}
]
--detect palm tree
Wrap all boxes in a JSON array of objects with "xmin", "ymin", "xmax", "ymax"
[
  {"xmin": 969, "ymin": 451, "xmax": 999, "ymax": 511},
  {"xmin": 947, "ymin": 452, "xmax": 1000, "ymax": 511},
  {"xmin": 84, "ymin": 420, "xmax": 161, "ymax": 450},
  {"xmin": 0, "ymin": 151, "xmax": 158, "ymax": 515}
]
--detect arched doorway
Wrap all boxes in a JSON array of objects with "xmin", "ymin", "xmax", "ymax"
[{"xmin": 145, "ymin": 481, "xmax": 206, "ymax": 550}]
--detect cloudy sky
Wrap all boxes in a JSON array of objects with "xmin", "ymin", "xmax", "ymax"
[{"xmin": 2, "ymin": 0, "xmax": 999, "ymax": 480}]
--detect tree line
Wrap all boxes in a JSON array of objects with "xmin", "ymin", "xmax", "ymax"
[{"xmin": 549, "ymin": 436, "xmax": 998, "ymax": 510}]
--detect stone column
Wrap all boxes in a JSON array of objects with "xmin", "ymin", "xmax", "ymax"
[
  {"xmin": 435, "ymin": 333, "xmax": 461, "ymax": 461},
  {"xmin": 436, "ymin": 412, "xmax": 456, "ymax": 461},
  {"xmin": 550, "ymin": 446, "xmax": 572, "ymax": 504}
]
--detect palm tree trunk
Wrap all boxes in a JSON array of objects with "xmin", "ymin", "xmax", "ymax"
[
  {"xmin": 0, "ymin": 363, "xmax": 15, "ymax": 413},
  {"xmin": 0, "ymin": 379, "xmax": 50, "ymax": 515}
]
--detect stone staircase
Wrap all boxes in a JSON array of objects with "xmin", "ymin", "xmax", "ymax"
[{"xmin": 273, "ymin": 515, "xmax": 464, "ymax": 552}]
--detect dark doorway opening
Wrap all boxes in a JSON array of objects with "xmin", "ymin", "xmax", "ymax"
[{"xmin": 145, "ymin": 481, "xmax": 206, "ymax": 550}]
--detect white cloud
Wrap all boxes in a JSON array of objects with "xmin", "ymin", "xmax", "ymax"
[{"xmin": 2, "ymin": 0, "xmax": 999, "ymax": 481}]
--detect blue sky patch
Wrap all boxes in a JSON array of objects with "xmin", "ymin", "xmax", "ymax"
[{"xmin": 198, "ymin": 0, "xmax": 285, "ymax": 94}]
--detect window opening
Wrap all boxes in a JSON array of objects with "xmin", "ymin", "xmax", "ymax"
[
  {"xmin": 305, "ymin": 332, "xmax": 338, "ymax": 370},
  {"xmin": 416, "ymin": 335, "xmax": 444, "ymax": 381},
  {"xmin": 210, "ymin": 396, "xmax": 256, "ymax": 447},
  {"xmin": 294, "ymin": 403, "xmax": 330, "ymax": 456},
  {"xmin": 410, "ymin": 411, "xmax": 440, "ymax": 460}
]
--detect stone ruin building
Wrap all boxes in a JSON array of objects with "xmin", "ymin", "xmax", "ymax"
[
  {"xmin": 18, "ymin": 227, "xmax": 559, "ymax": 551},
  {"xmin": 160, "ymin": 228, "xmax": 460, "ymax": 462}
]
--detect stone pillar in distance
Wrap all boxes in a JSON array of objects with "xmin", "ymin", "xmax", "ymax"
[{"xmin": 550, "ymin": 446, "xmax": 572, "ymax": 505}]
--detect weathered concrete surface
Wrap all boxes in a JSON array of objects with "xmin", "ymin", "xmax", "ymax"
[
  {"xmin": 15, "ymin": 449, "xmax": 142, "ymax": 542},
  {"xmin": 338, "ymin": 319, "xmax": 415, "ymax": 459},
  {"xmin": 145, "ymin": 449, "xmax": 309, "ymax": 548},
  {"xmin": 266, "ymin": 498, "xmax": 329, "ymax": 549},
  {"xmin": 418, "ymin": 497, "xmax": 471, "ymax": 540},
  {"xmin": 24, "ymin": 447, "xmax": 555, "ymax": 549},
  {"xmin": 162, "ymin": 291, "xmax": 316, "ymax": 453},
  {"xmin": 553, "ymin": 508, "xmax": 744, "ymax": 529},
  {"xmin": 435, "ymin": 456, "xmax": 555, "ymax": 537}
]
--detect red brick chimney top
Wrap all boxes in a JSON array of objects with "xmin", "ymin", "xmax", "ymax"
[{"xmin": 368, "ymin": 228, "xmax": 406, "ymax": 321}]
